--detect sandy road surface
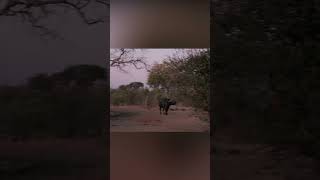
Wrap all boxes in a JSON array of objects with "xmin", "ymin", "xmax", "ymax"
[{"xmin": 110, "ymin": 105, "xmax": 209, "ymax": 132}]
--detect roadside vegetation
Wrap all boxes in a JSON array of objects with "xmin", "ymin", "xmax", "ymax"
[{"xmin": 110, "ymin": 49, "xmax": 210, "ymax": 112}]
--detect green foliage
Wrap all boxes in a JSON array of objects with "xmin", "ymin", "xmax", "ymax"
[
  {"xmin": 147, "ymin": 63, "xmax": 172, "ymax": 91},
  {"xmin": 111, "ymin": 50, "xmax": 209, "ymax": 110},
  {"xmin": 110, "ymin": 82, "xmax": 147, "ymax": 106},
  {"xmin": 144, "ymin": 88, "xmax": 163, "ymax": 108},
  {"xmin": 147, "ymin": 50, "xmax": 210, "ymax": 110}
]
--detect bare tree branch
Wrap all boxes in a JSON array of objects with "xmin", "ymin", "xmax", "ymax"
[
  {"xmin": 110, "ymin": 49, "xmax": 149, "ymax": 72},
  {"xmin": 0, "ymin": 0, "xmax": 108, "ymax": 37}
]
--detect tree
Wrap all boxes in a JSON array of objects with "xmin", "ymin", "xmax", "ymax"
[
  {"xmin": 147, "ymin": 49, "xmax": 210, "ymax": 110},
  {"xmin": 0, "ymin": 0, "xmax": 108, "ymax": 36},
  {"xmin": 110, "ymin": 82, "xmax": 146, "ymax": 105},
  {"xmin": 127, "ymin": 82, "xmax": 144, "ymax": 89},
  {"xmin": 51, "ymin": 64, "xmax": 106, "ymax": 87},
  {"xmin": 147, "ymin": 63, "xmax": 172, "ymax": 93},
  {"xmin": 1, "ymin": 2, "xmax": 149, "ymax": 71},
  {"xmin": 27, "ymin": 73, "xmax": 52, "ymax": 90},
  {"xmin": 110, "ymin": 48, "xmax": 148, "ymax": 71}
]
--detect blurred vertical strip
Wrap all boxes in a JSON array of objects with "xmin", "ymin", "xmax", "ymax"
[
  {"xmin": 210, "ymin": 0, "xmax": 214, "ymax": 179},
  {"xmin": 110, "ymin": 0, "xmax": 210, "ymax": 48},
  {"xmin": 110, "ymin": 133, "xmax": 210, "ymax": 180},
  {"xmin": 0, "ymin": 0, "xmax": 109, "ymax": 179}
]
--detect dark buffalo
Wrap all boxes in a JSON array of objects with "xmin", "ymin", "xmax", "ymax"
[{"xmin": 159, "ymin": 98, "xmax": 176, "ymax": 115}]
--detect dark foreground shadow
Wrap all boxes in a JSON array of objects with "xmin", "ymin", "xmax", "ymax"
[{"xmin": 0, "ymin": 65, "xmax": 107, "ymax": 179}]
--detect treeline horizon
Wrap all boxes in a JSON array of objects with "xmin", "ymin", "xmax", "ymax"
[{"xmin": 0, "ymin": 64, "xmax": 107, "ymax": 139}]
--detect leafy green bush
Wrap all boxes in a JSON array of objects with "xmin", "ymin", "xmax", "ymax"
[
  {"xmin": 147, "ymin": 49, "xmax": 209, "ymax": 110},
  {"xmin": 110, "ymin": 82, "xmax": 148, "ymax": 106}
]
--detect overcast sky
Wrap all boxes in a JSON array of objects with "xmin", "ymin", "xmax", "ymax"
[
  {"xmin": 0, "ymin": 7, "xmax": 107, "ymax": 86},
  {"xmin": 110, "ymin": 49, "xmax": 177, "ymax": 88}
]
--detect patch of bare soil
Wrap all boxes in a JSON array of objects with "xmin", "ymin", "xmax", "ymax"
[{"xmin": 110, "ymin": 105, "xmax": 209, "ymax": 132}]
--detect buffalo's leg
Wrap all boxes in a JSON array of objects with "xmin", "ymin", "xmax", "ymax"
[{"xmin": 159, "ymin": 106, "xmax": 162, "ymax": 115}]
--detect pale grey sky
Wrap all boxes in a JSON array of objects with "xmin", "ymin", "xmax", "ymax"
[{"xmin": 110, "ymin": 49, "xmax": 177, "ymax": 88}]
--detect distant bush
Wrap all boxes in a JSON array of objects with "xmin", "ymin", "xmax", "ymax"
[{"xmin": 110, "ymin": 82, "xmax": 148, "ymax": 106}]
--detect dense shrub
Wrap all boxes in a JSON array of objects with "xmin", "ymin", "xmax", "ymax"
[
  {"xmin": 147, "ymin": 49, "xmax": 209, "ymax": 110},
  {"xmin": 111, "ymin": 82, "xmax": 148, "ymax": 106}
]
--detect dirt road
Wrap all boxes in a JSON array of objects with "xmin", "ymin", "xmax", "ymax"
[{"xmin": 110, "ymin": 105, "xmax": 209, "ymax": 132}]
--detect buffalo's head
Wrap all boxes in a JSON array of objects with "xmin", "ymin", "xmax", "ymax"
[{"xmin": 168, "ymin": 99, "xmax": 176, "ymax": 105}]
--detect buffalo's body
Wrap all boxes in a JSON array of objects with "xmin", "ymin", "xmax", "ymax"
[{"xmin": 158, "ymin": 98, "xmax": 176, "ymax": 115}]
